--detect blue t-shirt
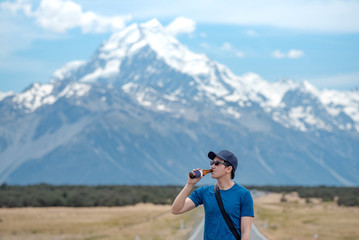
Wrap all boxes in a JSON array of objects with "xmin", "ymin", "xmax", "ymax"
[{"xmin": 189, "ymin": 182, "xmax": 254, "ymax": 240}]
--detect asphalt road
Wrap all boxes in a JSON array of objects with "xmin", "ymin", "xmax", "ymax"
[{"xmin": 188, "ymin": 220, "xmax": 268, "ymax": 240}]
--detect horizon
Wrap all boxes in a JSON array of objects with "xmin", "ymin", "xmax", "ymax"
[{"xmin": 1, "ymin": 0, "xmax": 359, "ymax": 93}]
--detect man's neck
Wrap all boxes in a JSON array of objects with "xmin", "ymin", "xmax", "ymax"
[{"xmin": 217, "ymin": 177, "xmax": 235, "ymax": 190}]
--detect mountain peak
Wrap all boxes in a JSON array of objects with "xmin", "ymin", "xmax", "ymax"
[
  {"xmin": 140, "ymin": 18, "xmax": 162, "ymax": 29},
  {"xmin": 77, "ymin": 18, "xmax": 213, "ymax": 84}
]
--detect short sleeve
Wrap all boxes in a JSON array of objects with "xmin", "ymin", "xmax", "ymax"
[
  {"xmin": 240, "ymin": 191, "xmax": 254, "ymax": 217},
  {"xmin": 189, "ymin": 187, "xmax": 204, "ymax": 207}
]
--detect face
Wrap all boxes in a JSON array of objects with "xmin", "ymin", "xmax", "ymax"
[{"xmin": 210, "ymin": 157, "xmax": 232, "ymax": 179}]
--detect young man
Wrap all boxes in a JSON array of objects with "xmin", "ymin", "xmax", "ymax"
[{"xmin": 171, "ymin": 150, "xmax": 254, "ymax": 240}]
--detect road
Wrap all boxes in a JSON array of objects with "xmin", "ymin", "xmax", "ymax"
[
  {"xmin": 188, "ymin": 190, "xmax": 269, "ymax": 240},
  {"xmin": 188, "ymin": 220, "xmax": 268, "ymax": 240}
]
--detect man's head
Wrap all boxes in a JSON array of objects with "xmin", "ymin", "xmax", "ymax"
[{"xmin": 208, "ymin": 150, "xmax": 238, "ymax": 179}]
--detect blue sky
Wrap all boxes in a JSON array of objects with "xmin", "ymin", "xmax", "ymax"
[{"xmin": 1, "ymin": 0, "xmax": 359, "ymax": 93}]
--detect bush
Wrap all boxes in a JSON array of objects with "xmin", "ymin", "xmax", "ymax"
[
  {"xmin": 1, "ymin": 184, "xmax": 358, "ymax": 208},
  {"xmin": 0, "ymin": 184, "xmax": 188, "ymax": 208}
]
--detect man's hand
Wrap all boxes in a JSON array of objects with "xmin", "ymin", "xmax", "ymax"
[{"xmin": 188, "ymin": 168, "xmax": 203, "ymax": 185}]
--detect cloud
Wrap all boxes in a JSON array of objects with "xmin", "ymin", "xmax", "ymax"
[
  {"xmin": 1, "ymin": 0, "xmax": 131, "ymax": 33},
  {"xmin": 235, "ymin": 51, "xmax": 245, "ymax": 58},
  {"xmin": 220, "ymin": 42, "xmax": 245, "ymax": 58},
  {"xmin": 288, "ymin": 49, "xmax": 304, "ymax": 59},
  {"xmin": 272, "ymin": 49, "xmax": 286, "ymax": 59},
  {"xmin": 1, "ymin": 0, "xmax": 32, "ymax": 16},
  {"xmin": 200, "ymin": 42, "xmax": 210, "ymax": 49},
  {"xmin": 244, "ymin": 30, "xmax": 258, "ymax": 37},
  {"xmin": 165, "ymin": 17, "xmax": 196, "ymax": 36},
  {"xmin": 4, "ymin": 1, "xmax": 359, "ymax": 34},
  {"xmin": 112, "ymin": 0, "xmax": 359, "ymax": 33},
  {"xmin": 307, "ymin": 72, "xmax": 359, "ymax": 90},
  {"xmin": 273, "ymin": 49, "xmax": 304, "ymax": 59},
  {"xmin": 220, "ymin": 42, "xmax": 232, "ymax": 51}
]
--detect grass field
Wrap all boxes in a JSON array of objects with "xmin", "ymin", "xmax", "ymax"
[
  {"xmin": 253, "ymin": 192, "xmax": 359, "ymax": 240},
  {"xmin": 0, "ymin": 203, "xmax": 204, "ymax": 240},
  {"xmin": 1, "ymin": 192, "xmax": 359, "ymax": 240}
]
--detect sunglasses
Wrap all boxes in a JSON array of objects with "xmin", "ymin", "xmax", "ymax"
[{"xmin": 210, "ymin": 160, "xmax": 230, "ymax": 167}]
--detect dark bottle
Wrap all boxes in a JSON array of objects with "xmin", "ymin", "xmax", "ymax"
[{"xmin": 189, "ymin": 169, "xmax": 212, "ymax": 179}]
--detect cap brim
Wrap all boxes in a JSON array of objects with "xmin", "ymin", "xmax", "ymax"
[{"xmin": 208, "ymin": 151, "xmax": 216, "ymax": 160}]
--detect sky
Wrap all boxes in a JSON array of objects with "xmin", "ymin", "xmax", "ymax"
[{"xmin": 1, "ymin": 0, "xmax": 359, "ymax": 93}]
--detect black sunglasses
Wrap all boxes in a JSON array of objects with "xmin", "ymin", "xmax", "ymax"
[{"xmin": 210, "ymin": 160, "xmax": 230, "ymax": 167}]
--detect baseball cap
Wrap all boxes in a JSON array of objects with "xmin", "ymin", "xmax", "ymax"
[{"xmin": 208, "ymin": 150, "xmax": 238, "ymax": 172}]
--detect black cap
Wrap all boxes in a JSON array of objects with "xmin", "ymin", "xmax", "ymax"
[{"xmin": 208, "ymin": 150, "xmax": 238, "ymax": 171}]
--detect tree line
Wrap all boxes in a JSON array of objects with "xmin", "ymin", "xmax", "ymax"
[
  {"xmin": 0, "ymin": 183, "xmax": 358, "ymax": 207},
  {"xmin": 0, "ymin": 184, "xmax": 184, "ymax": 207}
]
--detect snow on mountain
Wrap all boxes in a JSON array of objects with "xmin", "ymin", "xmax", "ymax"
[
  {"xmin": 50, "ymin": 60, "xmax": 86, "ymax": 82},
  {"xmin": 12, "ymin": 83, "xmax": 56, "ymax": 112},
  {"xmin": 97, "ymin": 19, "xmax": 211, "ymax": 77},
  {"xmin": 272, "ymin": 81, "xmax": 359, "ymax": 132},
  {"xmin": 0, "ymin": 91, "xmax": 14, "ymax": 101},
  {"xmin": 77, "ymin": 18, "xmax": 229, "ymax": 99},
  {"xmin": 318, "ymin": 88, "xmax": 359, "ymax": 131},
  {"xmin": 4, "ymin": 18, "xmax": 358, "ymax": 133},
  {"xmin": 220, "ymin": 72, "xmax": 298, "ymax": 109},
  {"xmin": 58, "ymin": 82, "xmax": 92, "ymax": 99},
  {"xmin": 10, "ymin": 82, "xmax": 91, "ymax": 113}
]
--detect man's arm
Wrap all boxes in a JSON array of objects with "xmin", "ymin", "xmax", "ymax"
[
  {"xmin": 171, "ymin": 171, "xmax": 201, "ymax": 215},
  {"xmin": 240, "ymin": 216, "xmax": 253, "ymax": 240},
  {"xmin": 171, "ymin": 184, "xmax": 196, "ymax": 214}
]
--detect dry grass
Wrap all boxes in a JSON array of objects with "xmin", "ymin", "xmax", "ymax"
[
  {"xmin": 253, "ymin": 192, "xmax": 359, "ymax": 240},
  {"xmin": 3, "ymin": 192, "xmax": 358, "ymax": 240},
  {"xmin": 0, "ymin": 203, "xmax": 204, "ymax": 240}
]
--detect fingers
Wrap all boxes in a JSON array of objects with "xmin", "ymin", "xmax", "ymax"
[{"xmin": 188, "ymin": 168, "xmax": 203, "ymax": 185}]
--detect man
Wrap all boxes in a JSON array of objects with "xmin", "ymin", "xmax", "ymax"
[{"xmin": 171, "ymin": 150, "xmax": 254, "ymax": 240}]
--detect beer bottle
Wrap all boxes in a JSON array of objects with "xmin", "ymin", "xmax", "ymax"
[{"xmin": 189, "ymin": 169, "xmax": 212, "ymax": 179}]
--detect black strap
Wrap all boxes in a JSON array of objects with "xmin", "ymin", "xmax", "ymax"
[{"xmin": 214, "ymin": 184, "xmax": 241, "ymax": 240}]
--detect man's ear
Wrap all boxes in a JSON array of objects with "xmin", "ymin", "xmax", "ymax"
[{"xmin": 226, "ymin": 166, "xmax": 233, "ymax": 174}]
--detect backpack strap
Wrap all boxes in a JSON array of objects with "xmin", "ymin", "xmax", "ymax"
[{"xmin": 214, "ymin": 184, "xmax": 241, "ymax": 240}]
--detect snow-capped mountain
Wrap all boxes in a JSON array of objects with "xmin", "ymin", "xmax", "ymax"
[{"xmin": 1, "ymin": 19, "xmax": 358, "ymax": 186}]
